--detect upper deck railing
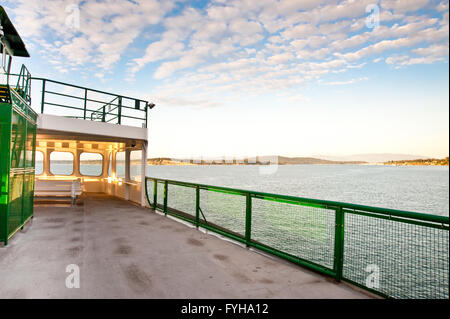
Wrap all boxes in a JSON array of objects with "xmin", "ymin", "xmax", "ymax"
[
  {"xmin": 31, "ymin": 77, "xmax": 152, "ymax": 128},
  {"xmin": 145, "ymin": 176, "xmax": 449, "ymax": 299}
]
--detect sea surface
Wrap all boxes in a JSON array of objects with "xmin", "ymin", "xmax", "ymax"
[{"xmin": 146, "ymin": 164, "xmax": 449, "ymax": 216}]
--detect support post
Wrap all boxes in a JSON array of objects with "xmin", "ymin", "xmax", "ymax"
[
  {"xmin": 140, "ymin": 142, "xmax": 147, "ymax": 207},
  {"xmin": 153, "ymin": 180, "xmax": 157, "ymax": 209},
  {"xmin": 117, "ymin": 96, "xmax": 122, "ymax": 125},
  {"xmin": 163, "ymin": 180, "xmax": 168, "ymax": 215},
  {"xmin": 245, "ymin": 193, "xmax": 252, "ymax": 247},
  {"xmin": 195, "ymin": 186, "xmax": 200, "ymax": 228},
  {"xmin": 333, "ymin": 206, "xmax": 345, "ymax": 281},
  {"xmin": 40, "ymin": 79, "xmax": 45, "ymax": 113},
  {"xmin": 83, "ymin": 89, "xmax": 87, "ymax": 120}
]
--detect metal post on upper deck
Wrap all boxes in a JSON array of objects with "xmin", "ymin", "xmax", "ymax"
[
  {"xmin": 40, "ymin": 79, "xmax": 45, "ymax": 113},
  {"xmin": 118, "ymin": 96, "xmax": 122, "ymax": 125},
  {"xmin": 83, "ymin": 88, "xmax": 87, "ymax": 119}
]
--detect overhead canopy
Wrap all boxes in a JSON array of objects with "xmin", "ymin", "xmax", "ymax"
[{"xmin": 0, "ymin": 6, "xmax": 30, "ymax": 57}]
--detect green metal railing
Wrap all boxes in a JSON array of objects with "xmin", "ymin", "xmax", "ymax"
[
  {"xmin": 15, "ymin": 65, "xmax": 31, "ymax": 103},
  {"xmin": 31, "ymin": 77, "xmax": 150, "ymax": 128},
  {"xmin": 145, "ymin": 177, "xmax": 449, "ymax": 299}
]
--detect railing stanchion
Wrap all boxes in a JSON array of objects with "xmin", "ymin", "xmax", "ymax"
[
  {"xmin": 195, "ymin": 185, "xmax": 200, "ymax": 228},
  {"xmin": 163, "ymin": 180, "xmax": 168, "ymax": 215},
  {"xmin": 333, "ymin": 206, "xmax": 345, "ymax": 281},
  {"xmin": 153, "ymin": 180, "xmax": 157, "ymax": 210},
  {"xmin": 83, "ymin": 89, "xmax": 88, "ymax": 119},
  {"xmin": 118, "ymin": 96, "xmax": 122, "ymax": 125},
  {"xmin": 40, "ymin": 79, "xmax": 45, "ymax": 113},
  {"xmin": 245, "ymin": 193, "xmax": 252, "ymax": 247}
]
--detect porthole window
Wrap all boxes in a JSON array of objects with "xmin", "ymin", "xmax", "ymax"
[
  {"xmin": 50, "ymin": 152, "xmax": 73, "ymax": 175},
  {"xmin": 80, "ymin": 152, "xmax": 103, "ymax": 176}
]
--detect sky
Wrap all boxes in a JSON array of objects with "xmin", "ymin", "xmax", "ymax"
[{"xmin": 3, "ymin": 0, "xmax": 449, "ymax": 159}]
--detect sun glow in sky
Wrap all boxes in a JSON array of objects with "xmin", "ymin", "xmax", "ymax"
[{"xmin": 4, "ymin": 0, "xmax": 449, "ymax": 158}]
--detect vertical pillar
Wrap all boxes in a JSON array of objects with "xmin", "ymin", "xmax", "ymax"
[
  {"xmin": 45, "ymin": 148, "xmax": 52, "ymax": 175},
  {"xmin": 111, "ymin": 150, "xmax": 116, "ymax": 197},
  {"xmin": 140, "ymin": 142, "xmax": 147, "ymax": 207},
  {"xmin": 125, "ymin": 148, "xmax": 130, "ymax": 200}
]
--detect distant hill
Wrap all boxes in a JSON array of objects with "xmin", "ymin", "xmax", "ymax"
[
  {"xmin": 148, "ymin": 156, "xmax": 366, "ymax": 165},
  {"xmin": 315, "ymin": 153, "xmax": 430, "ymax": 163}
]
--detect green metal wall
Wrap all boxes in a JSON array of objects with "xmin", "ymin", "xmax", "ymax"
[{"xmin": 0, "ymin": 90, "xmax": 36, "ymax": 245}]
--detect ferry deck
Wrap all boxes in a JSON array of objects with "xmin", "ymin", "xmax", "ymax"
[{"xmin": 1, "ymin": 6, "xmax": 448, "ymax": 299}]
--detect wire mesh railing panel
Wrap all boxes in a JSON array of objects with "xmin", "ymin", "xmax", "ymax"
[
  {"xmin": 252, "ymin": 198, "xmax": 336, "ymax": 269},
  {"xmin": 199, "ymin": 189, "xmax": 246, "ymax": 237},
  {"xmin": 156, "ymin": 181, "xmax": 165, "ymax": 209},
  {"xmin": 144, "ymin": 177, "xmax": 449, "ymax": 299},
  {"xmin": 343, "ymin": 212, "xmax": 449, "ymax": 299},
  {"xmin": 146, "ymin": 180, "xmax": 155, "ymax": 206},
  {"xmin": 167, "ymin": 184, "xmax": 196, "ymax": 220}
]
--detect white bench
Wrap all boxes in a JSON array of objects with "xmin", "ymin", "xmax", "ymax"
[{"xmin": 34, "ymin": 179, "xmax": 83, "ymax": 205}]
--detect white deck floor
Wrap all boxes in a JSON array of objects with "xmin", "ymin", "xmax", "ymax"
[{"xmin": 0, "ymin": 194, "xmax": 372, "ymax": 299}]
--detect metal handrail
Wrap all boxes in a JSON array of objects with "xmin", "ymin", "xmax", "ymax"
[
  {"xmin": 145, "ymin": 176, "xmax": 449, "ymax": 299},
  {"xmin": 30, "ymin": 77, "xmax": 151, "ymax": 127}
]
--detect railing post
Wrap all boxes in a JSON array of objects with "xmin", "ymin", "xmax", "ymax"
[
  {"xmin": 153, "ymin": 180, "xmax": 157, "ymax": 210},
  {"xmin": 40, "ymin": 79, "xmax": 45, "ymax": 113},
  {"xmin": 102, "ymin": 105, "xmax": 106, "ymax": 122},
  {"xmin": 333, "ymin": 206, "xmax": 345, "ymax": 281},
  {"xmin": 163, "ymin": 180, "xmax": 168, "ymax": 215},
  {"xmin": 145, "ymin": 102, "xmax": 148, "ymax": 128},
  {"xmin": 83, "ymin": 89, "xmax": 87, "ymax": 120},
  {"xmin": 245, "ymin": 193, "xmax": 252, "ymax": 247},
  {"xmin": 195, "ymin": 185, "xmax": 200, "ymax": 228},
  {"xmin": 118, "ymin": 96, "xmax": 122, "ymax": 125}
]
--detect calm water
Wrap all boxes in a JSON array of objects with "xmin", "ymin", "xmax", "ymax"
[{"xmin": 147, "ymin": 164, "xmax": 449, "ymax": 216}]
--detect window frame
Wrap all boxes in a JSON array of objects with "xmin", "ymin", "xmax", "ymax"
[
  {"xmin": 49, "ymin": 151, "xmax": 74, "ymax": 176},
  {"xmin": 79, "ymin": 152, "xmax": 104, "ymax": 177}
]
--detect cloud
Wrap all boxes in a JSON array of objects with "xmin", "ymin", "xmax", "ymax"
[
  {"xmin": 5, "ymin": 0, "xmax": 449, "ymax": 108},
  {"xmin": 8, "ymin": 0, "xmax": 176, "ymax": 72},
  {"xmin": 322, "ymin": 77, "xmax": 368, "ymax": 85}
]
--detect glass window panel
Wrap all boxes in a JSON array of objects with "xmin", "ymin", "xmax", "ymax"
[
  {"xmin": 50, "ymin": 151, "xmax": 73, "ymax": 175},
  {"xmin": 80, "ymin": 152, "xmax": 103, "ymax": 176}
]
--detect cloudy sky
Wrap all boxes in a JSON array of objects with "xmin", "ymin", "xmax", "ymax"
[{"xmin": 4, "ymin": 0, "xmax": 449, "ymax": 158}]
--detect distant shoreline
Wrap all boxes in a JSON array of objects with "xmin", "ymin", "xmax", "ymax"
[
  {"xmin": 37, "ymin": 156, "xmax": 449, "ymax": 166},
  {"xmin": 147, "ymin": 156, "xmax": 366, "ymax": 166},
  {"xmin": 147, "ymin": 156, "xmax": 449, "ymax": 166},
  {"xmin": 384, "ymin": 157, "xmax": 449, "ymax": 166}
]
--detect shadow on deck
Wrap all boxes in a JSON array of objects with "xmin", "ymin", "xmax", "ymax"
[{"xmin": 0, "ymin": 194, "xmax": 372, "ymax": 299}]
